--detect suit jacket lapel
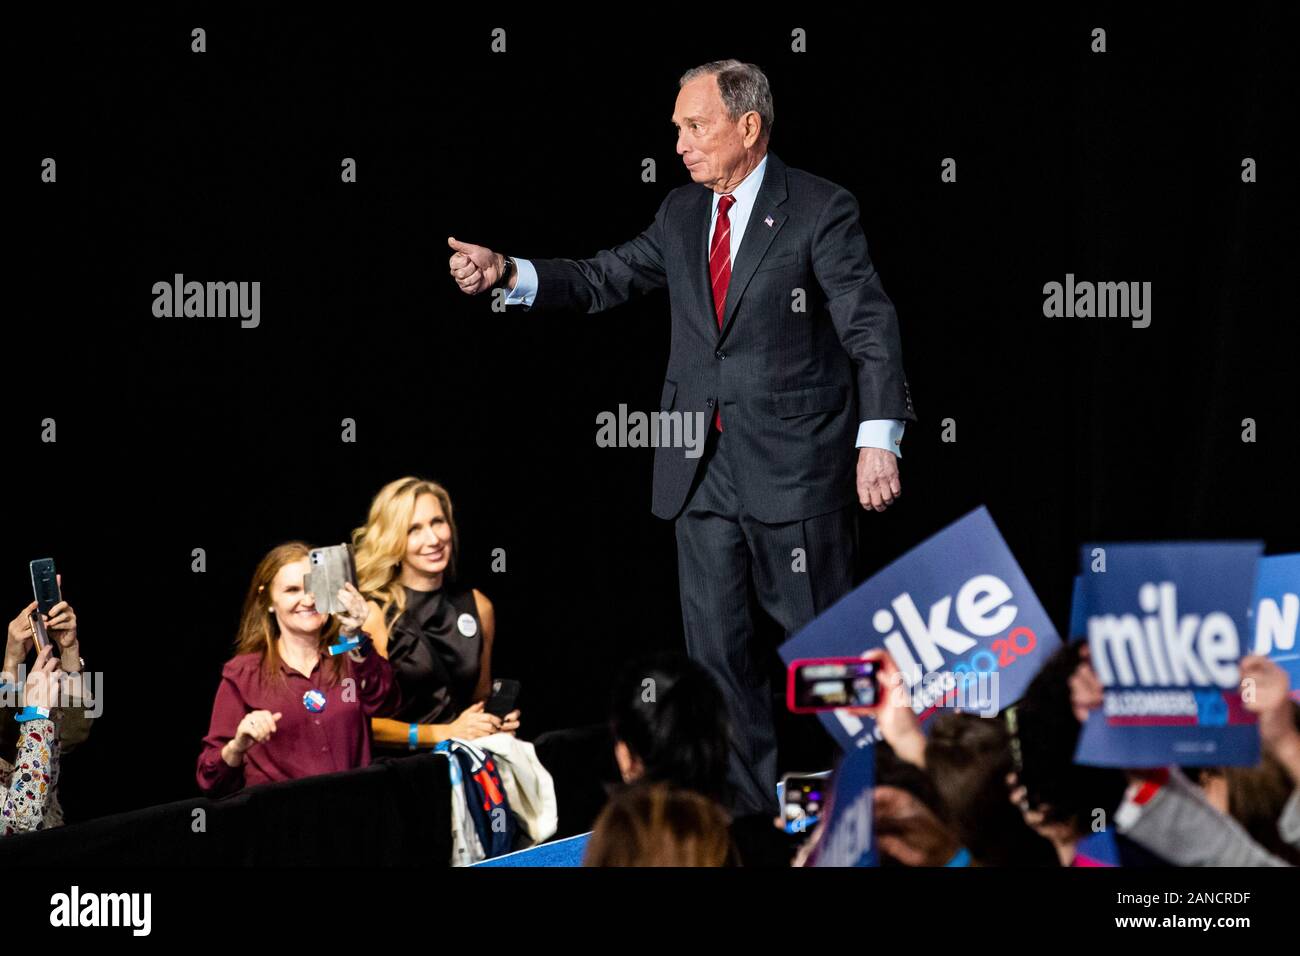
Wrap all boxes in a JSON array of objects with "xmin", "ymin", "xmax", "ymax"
[
  {"xmin": 685, "ymin": 186, "xmax": 713, "ymax": 337},
  {"xmin": 689, "ymin": 151, "xmax": 792, "ymax": 345}
]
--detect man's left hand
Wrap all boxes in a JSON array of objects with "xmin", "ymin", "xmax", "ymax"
[{"xmin": 856, "ymin": 447, "xmax": 901, "ymax": 512}]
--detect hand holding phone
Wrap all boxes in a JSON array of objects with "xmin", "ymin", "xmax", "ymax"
[{"xmin": 853, "ymin": 650, "xmax": 927, "ymax": 767}]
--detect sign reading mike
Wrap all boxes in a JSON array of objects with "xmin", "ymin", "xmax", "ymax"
[
  {"xmin": 779, "ymin": 506, "xmax": 1061, "ymax": 751},
  {"xmin": 1074, "ymin": 542, "xmax": 1263, "ymax": 767}
]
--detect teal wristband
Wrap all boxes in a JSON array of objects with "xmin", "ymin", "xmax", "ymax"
[
  {"xmin": 328, "ymin": 632, "xmax": 366, "ymax": 657},
  {"xmin": 408, "ymin": 723, "xmax": 419, "ymax": 750},
  {"xmin": 944, "ymin": 847, "xmax": 971, "ymax": 867}
]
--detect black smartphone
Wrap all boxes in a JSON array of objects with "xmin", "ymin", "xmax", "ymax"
[
  {"xmin": 305, "ymin": 544, "xmax": 357, "ymax": 615},
  {"xmin": 30, "ymin": 558, "xmax": 61, "ymax": 615},
  {"xmin": 485, "ymin": 679, "xmax": 521, "ymax": 718},
  {"xmin": 1004, "ymin": 704, "xmax": 1041, "ymax": 807}
]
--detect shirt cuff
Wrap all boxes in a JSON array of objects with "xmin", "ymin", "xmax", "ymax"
[
  {"xmin": 503, "ymin": 257, "xmax": 538, "ymax": 306},
  {"xmin": 855, "ymin": 419, "xmax": 905, "ymax": 457}
]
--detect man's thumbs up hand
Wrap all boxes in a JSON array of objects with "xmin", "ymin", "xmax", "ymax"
[{"xmin": 448, "ymin": 236, "xmax": 504, "ymax": 295}]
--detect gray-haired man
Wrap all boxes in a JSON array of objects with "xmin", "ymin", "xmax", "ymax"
[{"xmin": 449, "ymin": 60, "xmax": 915, "ymax": 817}]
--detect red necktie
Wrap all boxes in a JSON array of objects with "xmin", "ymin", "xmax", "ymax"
[{"xmin": 708, "ymin": 193, "xmax": 736, "ymax": 431}]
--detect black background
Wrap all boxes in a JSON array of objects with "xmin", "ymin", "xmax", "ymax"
[{"xmin": 7, "ymin": 7, "xmax": 1296, "ymax": 823}]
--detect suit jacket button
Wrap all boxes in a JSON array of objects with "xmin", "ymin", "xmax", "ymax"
[
  {"xmin": 715, "ymin": 350, "xmax": 725, "ymax": 360},
  {"xmin": 706, "ymin": 398, "xmax": 715, "ymax": 408}
]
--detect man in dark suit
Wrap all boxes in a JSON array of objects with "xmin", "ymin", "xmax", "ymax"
[{"xmin": 448, "ymin": 59, "xmax": 915, "ymax": 817}]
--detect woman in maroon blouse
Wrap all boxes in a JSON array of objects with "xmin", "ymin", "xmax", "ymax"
[{"xmin": 197, "ymin": 542, "xmax": 401, "ymax": 796}]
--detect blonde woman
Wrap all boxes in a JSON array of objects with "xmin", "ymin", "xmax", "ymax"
[
  {"xmin": 353, "ymin": 477, "xmax": 520, "ymax": 754},
  {"xmin": 196, "ymin": 542, "xmax": 401, "ymax": 796}
]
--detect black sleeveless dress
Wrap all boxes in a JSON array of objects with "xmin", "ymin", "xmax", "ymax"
[{"xmin": 382, "ymin": 585, "xmax": 483, "ymax": 728}]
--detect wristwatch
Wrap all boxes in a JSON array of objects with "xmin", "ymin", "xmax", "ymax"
[{"xmin": 495, "ymin": 255, "xmax": 516, "ymax": 289}]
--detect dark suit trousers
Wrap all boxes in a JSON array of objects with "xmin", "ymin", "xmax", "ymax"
[{"xmin": 675, "ymin": 425, "xmax": 858, "ymax": 818}]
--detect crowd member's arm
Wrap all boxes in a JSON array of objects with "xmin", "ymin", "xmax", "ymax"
[
  {"xmin": 846, "ymin": 650, "xmax": 926, "ymax": 768},
  {"xmin": 54, "ymin": 692, "xmax": 95, "ymax": 752},
  {"xmin": 1240, "ymin": 655, "xmax": 1300, "ymax": 784},
  {"xmin": 2, "ymin": 602, "xmax": 38, "ymax": 687},
  {"xmin": 470, "ymin": 590, "xmax": 496, "ymax": 703},
  {"xmin": 373, "ymin": 703, "xmax": 501, "ymax": 747},
  {"xmin": 45, "ymin": 582, "xmax": 82, "ymax": 677},
  {"xmin": 348, "ymin": 639, "xmax": 401, "ymax": 717},
  {"xmin": 1114, "ymin": 766, "xmax": 1290, "ymax": 866},
  {"xmin": 468, "ymin": 591, "xmax": 520, "ymax": 735},
  {"xmin": 1239, "ymin": 654, "xmax": 1300, "ymax": 849},
  {"xmin": 362, "ymin": 595, "xmax": 506, "ymax": 747},
  {"xmin": 1278, "ymin": 783, "xmax": 1300, "ymax": 850},
  {"xmin": 48, "ymin": 593, "xmax": 96, "ymax": 752},
  {"xmin": 334, "ymin": 584, "xmax": 400, "ymax": 719},
  {"xmin": 2, "ymin": 646, "xmax": 59, "ymax": 835},
  {"xmin": 196, "ymin": 666, "xmax": 280, "ymax": 797}
]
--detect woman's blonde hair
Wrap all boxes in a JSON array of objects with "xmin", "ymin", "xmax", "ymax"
[
  {"xmin": 352, "ymin": 477, "xmax": 459, "ymax": 620},
  {"xmin": 233, "ymin": 541, "xmax": 345, "ymax": 686}
]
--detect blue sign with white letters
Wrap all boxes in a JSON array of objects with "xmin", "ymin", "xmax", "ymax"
[
  {"xmin": 1074, "ymin": 542, "xmax": 1263, "ymax": 767},
  {"xmin": 779, "ymin": 506, "xmax": 1062, "ymax": 751},
  {"xmin": 811, "ymin": 741, "xmax": 876, "ymax": 867},
  {"xmin": 1068, "ymin": 574, "xmax": 1086, "ymax": 641},
  {"xmin": 1250, "ymin": 553, "xmax": 1300, "ymax": 702}
]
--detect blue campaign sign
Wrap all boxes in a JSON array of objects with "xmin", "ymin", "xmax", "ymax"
[
  {"xmin": 1068, "ymin": 575, "xmax": 1086, "ymax": 641},
  {"xmin": 1075, "ymin": 541, "xmax": 1264, "ymax": 768},
  {"xmin": 1251, "ymin": 554, "xmax": 1300, "ymax": 702},
  {"xmin": 1073, "ymin": 826, "xmax": 1121, "ymax": 867},
  {"xmin": 811, "ymin": 741, "xmax": 876, "ymax": 867},
  {"xmin": 779, "ymin": 506, "xmax": 1062, "ymax": 751}
]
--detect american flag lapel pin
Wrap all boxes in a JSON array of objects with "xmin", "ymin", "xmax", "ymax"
[{"xmin": 764, "ymin": 215, "xmax": 774, "ymax": 227}]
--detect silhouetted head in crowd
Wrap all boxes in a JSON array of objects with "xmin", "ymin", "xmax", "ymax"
[
  {"xmin": 609, "ymin": 650, "xmax": 731, "ymax": 806},
  {"xmin": 584, "ymin": 782, "xmax": 738, "ymax": 866},
  {"xmin": 1014, "ymin": 640, "xmax": 1128, "ymax": 832},
  {"xmin": 925, "ymin": 712, "xmax": 1057, "ymax": 865}
]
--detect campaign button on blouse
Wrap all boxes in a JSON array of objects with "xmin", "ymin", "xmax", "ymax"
[
  {"xmin": 457, "ymin": 613, "xmax": 478, "ymax": 638},
  {"xmin": 303, "ymin": 689, "xmax": 327, "ymax": 712}
]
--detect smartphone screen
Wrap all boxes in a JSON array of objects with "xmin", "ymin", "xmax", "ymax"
[
  {"xmin": 782, "ymin": 773, "xmax": 831, "ymax": 834},
  {"xmin": 789, "ymin": 659, "xmax": 879, "ymax": 712}
]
